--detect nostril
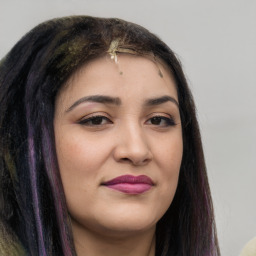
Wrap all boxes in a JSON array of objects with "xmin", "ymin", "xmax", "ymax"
[
  {"xmin": 120, "ymin": 158, "xmax": 130, "ymax": 162},
  {"xmin": 113, "ymin": 142, "xmax": 153, "ymax": 166},
  {"xmin": 120, "ymin": 157, "xmax": 151, "ymax": 166},
  {"xmin": 120, "ymin": 157, "xmax": 141, "ymax": 165}
]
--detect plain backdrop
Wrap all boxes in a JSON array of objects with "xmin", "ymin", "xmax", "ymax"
[{"xmin": 0, "ymin": 0, "xmax": 255, "ymax": 255}]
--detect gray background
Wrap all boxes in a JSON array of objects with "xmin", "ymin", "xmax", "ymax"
[{"xmin": 0, "ymin": 0, "xmax": 255, "ymax": 255}]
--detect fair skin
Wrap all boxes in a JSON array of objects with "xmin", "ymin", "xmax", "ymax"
[{"xmin": 54, "ymin": 54, "xmax": 183, "ymax": 256}]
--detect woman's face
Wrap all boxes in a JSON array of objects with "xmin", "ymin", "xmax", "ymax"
[{"xmin": 54, "ymin": 55, "xmax": 183, "ymax": 238}]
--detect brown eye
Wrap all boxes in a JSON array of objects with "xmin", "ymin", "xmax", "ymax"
[
  {"xmin": 79, "ymin": 116, "xmax": 112, "ymax": 126},
  {"xmin": 150, "ymin": 117, "xmax": 162, "ymax": 125},
  {"xmin": 90, "ymin": 116, "xmax": 105, "ymax": 125},
  {"xmin": 147, "ymin": 116, "xmax": 176, "ymax": 127}
]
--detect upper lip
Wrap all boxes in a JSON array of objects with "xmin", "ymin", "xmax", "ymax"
[{"xmin": 102, "ymin": 175, "xmax": 154, "ymax": 185}]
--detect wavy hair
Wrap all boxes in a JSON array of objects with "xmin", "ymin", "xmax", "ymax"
[{"xmin": 0, "ymin": 16, "xmax": 220, "ymax": 255}]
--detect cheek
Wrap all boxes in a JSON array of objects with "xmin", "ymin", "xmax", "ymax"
[
  {"xmin": 152, "ymin": 131, "xmax": 183, "ymax": 208},
  {"xmin": 56, "ymin": 129, "xmax": 108, "ymax": 173},
  {"xmin": 54, "ymin": 129, "xmax": 111, "ymax": 217},
  {"xmin": 153, "ymin": 129, "xmax": 183, "ymax": 175},
  {"xmin": 54, "ymin": 129, "xmax": 110, "ymax": 198}
]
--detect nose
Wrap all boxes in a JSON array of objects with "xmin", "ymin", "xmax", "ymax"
[{"xmin": 113, "ymin": 123, "xmax": 152, "ymax": 166}]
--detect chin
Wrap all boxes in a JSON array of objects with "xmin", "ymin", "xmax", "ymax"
[
  {"xmin": 92, "ymin": 208, "xmax": 159, "ymax": 237},
  {"xmin": 96, "ymin": 221, "xmax": 156, "ymax": 238}
]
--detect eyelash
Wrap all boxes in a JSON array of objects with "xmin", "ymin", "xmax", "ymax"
[
  {"xmin": 78, "ymin": 115, "xmax": 112, "ymax": 126},
  {"xmin": 145, "ymin": 115, "xmax": 176, "ymax": 127},
  {"xmin": 78, "ymin": 115, "xmax": 176, "ymax": 127}
]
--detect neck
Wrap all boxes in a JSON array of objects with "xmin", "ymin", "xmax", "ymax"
[{"xmin": 72, "ymin": 221, "xmax": 156, "ymax": 256}]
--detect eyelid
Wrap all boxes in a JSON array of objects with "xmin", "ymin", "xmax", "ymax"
[
  {"xmin": 145, "ymin": 112, "xmax": 173, "ymax": 120},
  {"xmin": 78, "ymin": 112, "xmax": 111, "ymax": 120},
  {"xmin": 78, "ymin": 112, "xmax": 113, "ymax": 126},
  {"xmin": 145, "ymin": 113, "xmax": 177, "ymax": 127}
]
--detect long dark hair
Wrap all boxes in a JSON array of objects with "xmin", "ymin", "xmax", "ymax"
[{"xmin": 0, "ymin": 16, "xmax": 220, "ymax": 255}]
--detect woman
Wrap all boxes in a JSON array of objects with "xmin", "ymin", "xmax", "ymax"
[{"xmin": 0, "ymin": 16, "xmax": 220, "ymax": 255}]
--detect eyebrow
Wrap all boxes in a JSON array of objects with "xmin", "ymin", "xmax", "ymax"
[
  {"xmin": 66, "ymin": 94, "xmax": 179, "ymax": 112},
  {"xmin": 66, "ymin": 95, "xmax": 121, "ymax": 112},
  {"xmin": 144, "ymin": 95, "xmax": 179, "ymax": 108}
]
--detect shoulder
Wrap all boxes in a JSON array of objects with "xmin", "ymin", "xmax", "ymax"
[
  {"xmin": 0, "ymin": 218, "xmax": 26, "ymax": 256},
  {"xmin": 240, "ymin": 237, "xmax": 256, "ymax": 256}
]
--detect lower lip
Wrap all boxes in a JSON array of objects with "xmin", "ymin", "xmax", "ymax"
[{"xmin": 104, "ymin": 183, "xmax": 152, "ymax": 194}]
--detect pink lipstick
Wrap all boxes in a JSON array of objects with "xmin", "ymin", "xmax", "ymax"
[{"xmin": 102, "ymin": 175, "xmax": 154, "ymax": 194}]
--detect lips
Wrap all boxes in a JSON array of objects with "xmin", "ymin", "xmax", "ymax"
[{"xmin": 102, "ymin": 175, "xmax": 154, "ymax": 194}]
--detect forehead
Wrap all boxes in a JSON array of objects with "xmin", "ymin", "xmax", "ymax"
[{"xmin": 57, "ymin": 54, "xmax": 178, "ymax": 107}]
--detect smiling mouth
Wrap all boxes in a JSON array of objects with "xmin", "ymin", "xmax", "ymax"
[{"xmin": 102, "ymin": 175, "xmax": 154, "ymax": 194}]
